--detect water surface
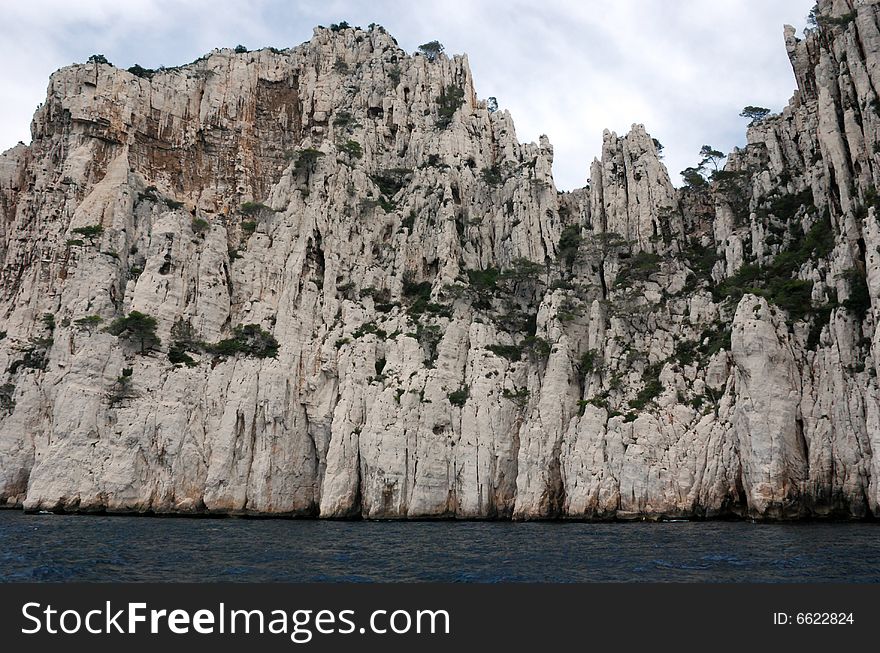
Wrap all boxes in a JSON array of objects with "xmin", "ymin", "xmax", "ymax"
[{"xmin": 1, "ymin": 511, "xmax": 877, "ymax": 582}]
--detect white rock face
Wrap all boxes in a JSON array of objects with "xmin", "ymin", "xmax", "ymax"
[
  {"xmin": 590, "ymin": 125, "xmax": 680, "ymax": 253},
  {"xmin": 730, "ymin": 296, "xmax": 808, "ymax": 517},
  {"xmin": 0, "ymin": 5, "xmax": 878, "ymax": 519}
]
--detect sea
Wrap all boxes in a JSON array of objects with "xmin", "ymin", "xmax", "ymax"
[{"xmin": 1, "ymin": 510, "xmax": 878, "ymax": 582}]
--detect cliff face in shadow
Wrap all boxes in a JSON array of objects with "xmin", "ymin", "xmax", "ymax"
[{"xmin": 0, "ymin": 0, "xmax": 878, "ymax": 519}]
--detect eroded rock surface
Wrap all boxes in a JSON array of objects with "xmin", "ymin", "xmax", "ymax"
[{"xmin": 0, "ymin": 1, "xmax": 878, "ymax": 519}]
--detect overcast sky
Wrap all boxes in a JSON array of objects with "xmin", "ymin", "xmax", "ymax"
[{"xmin": 1, "ymin": 0, "xmax": 815, "ymax": 190}]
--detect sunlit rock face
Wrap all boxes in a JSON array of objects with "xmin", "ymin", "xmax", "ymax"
[{"xmin": 0, "ymin": 1, "xmax": 878, "ymax": 519}]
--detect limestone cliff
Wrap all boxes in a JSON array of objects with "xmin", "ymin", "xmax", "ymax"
[{"xmin": 0, "ymin": 1, "xmax": 878, "ymax": 519}]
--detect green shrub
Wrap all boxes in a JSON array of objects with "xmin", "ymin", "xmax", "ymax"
[
  {"xmin": 522, "ymin": 335, "xmax": 552, "ymax": 358},
  {"xmin": 802, "ymin": 214, "xmax": 835, "ymax": 258},
  {"xmin": 208, "ymin": 324, "xmax": 279, "ymax": 358},
  {"xmin": 711, "ymin": 169, "xmax": 751, "ymax": 183},
  {"xmin": 841, "ymin": 268, "xmax": 870, "ymax": 321},
  {"xmin": 578, "ymin": 349, "xmax": 598, "ymax": 373},
  {"xmin": 424, "ymin": 302, "xmax": 452, "ymax": 318},
  {"xmin": 138, "ymin": 186, "xmax": 159, "ymax": 202},
  {"xmin": 448, "ymin": 385, "xmax": 469, "ymax": 407},
  {"xmin": 481, "ymin": 166, "xmax": 503, "ymax": 186},
  {"xmin": 403, "ymin": 274, "xmax": 433, "ymax": 315},
  {"xmin": 0, "ymin": 383, "xmax": 15, "ymax": 415},
  {"xmin": 293, "ymin": 148, "xmax": 324, "ymax": 175},
  {"xmin": 863, "ymin": 185, "xmax": 880, "ymax": 212},
  {"xmin": 191, "ymin": 218, "xmax": 210, "ymax": 234},
  {"xmin": 378, "ymin": 197, "xmax": 397, "ymax": 213},
  {"xmin": 352, "ymin": 322, "xmax": 387, "ymax": 339},
  {"xmin": 240, "ymin": 201, "xmax": 270, "ymax": 215},
  {"xmin": 436, "ymin": 85, "xmax": 465, "ymax": 128},
  {"xmin": 127, "ymin": 64, "xmax": 155, "ymax": 79},
  {"xmin": 414, "ymin": 323, "xmax": 443, "ymax": 366},
  {"xmin": 106, "ymin": 311, "xmax": 160, "ymax": 354},
  {"xmin": 466, "ymin": 267, "xmax": 499, "ymax": 292},
  {"xmin": 241, "ymin": 221, "xmax": 257, "ymax": 234},
  {"xmin": 688, "ymin": 395, "xmax": 706, "ymax": 410},
  {"xmin": 764, "ymin": 279, "xmax": 813, "ymax": 320},
  {"xmin": 170, "ymin": 318, "xmax": 201, "ymax": 350},
  {"xmin": 501, "ymin": 387, "xmax": 529, "ymax": 407},
  {"xmin": 558, "ymin": 225, "xmax": 582, "ymax": 267},
  {"xmin": 767, "ymin": 189, "xmax": 813, "ymax": 222},
  {"xmin": 72, "ymin": 224, "xmax": 104, "ymax": 240},
  {"xmin": 629, "ymin": 363, "xmax": 663, "ymax": 411},
  {"xmin": 8, "ymin": 338, "xmax": 52, "ymax": 374},
  {"xmin": 401, "ymin": 212, "xmax": 416, "ymax": 231},
  {"xmin": 339, "ymin": 140, "xmax": 363, "ymax": 159},
  {"xmin": 713, "ymin": 213, "xmax": 833, "ymax": 322},
  {"xmin": 806, "ymin": 304, "xmax": 834, "ymax": 350},
  {"xmin": 333, "ymin": 112, "xmax": 354, "ymax": 127},
  {"xmin": 681, "ymin": 167, "xmax": 707, "ymax": 188},
  {"xmin": 683, "ymin": 240, "xmax": 720, "ymax": 286},
  {"xmin": 713, "ymin": 264, "xmax": 762, "ymax": 302},
  {"xmin": 674, "ymin": 340, "xmax": 698, "ymax": 366},
  {"xmin": 108, "ymin": 372, "xmax": 136, "ymax": 405},
  {"xmin": 234, "ymin": 45, "xmax": 248, "ymax": 53},
  {"xmin": 423, "ymin": 154, "xmax": 446, "ymax": 168},
  {"xmin": 371, "ymin": 169, "xmax": 412, "ymax": 197},
  {"xmin": 168, "ymin": 344, "xmax": 196, "ymax": 367},
  {"xmin": 699, "ymin": 324, "xmax": 732, "ymax": 358},
  {"xmin": 487, "ymin": 344, "xmax": 522, "ymax": 362},
  {"xmin": 499, "ymin": 258, "xmax": 545, "ymax": 285},
  {"xmin": 403, "ymin": 274, "xmax": 432, "ymax": 299},
  {"xmin": 617, "ymin": 251, "xmax": 661, "ymax": 286},
  {"xmin": 819, "ymin": 12, "xmax": 856, "ymax": 27}
]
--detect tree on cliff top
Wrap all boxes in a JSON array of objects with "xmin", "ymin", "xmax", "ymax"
[
  {"xmin": 740, "ymin": 106, "xmax": 771, "ymax": 127},
  {"xmin": 681, "ymin": 166, "xmax": 707, "ymax": 188},
  {"xmin": 699, "ymin": 145, "xmax": 726, "ymax": 172},
  {"xmin": 418, "ymin": 41, "xmax": 445, "ymax": 62}
]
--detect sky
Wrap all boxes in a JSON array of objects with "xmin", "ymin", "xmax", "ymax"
[{"xmin": 0, "ymin": 0, "xmax": 816, "ymax": 190}]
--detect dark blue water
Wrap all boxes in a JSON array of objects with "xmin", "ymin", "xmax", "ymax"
[{"xmin": 1, "ymin": 510, "xmax": 878, "ymax": 582}]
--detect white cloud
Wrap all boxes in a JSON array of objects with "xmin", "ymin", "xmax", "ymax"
[{"xmin": 0, "ymin": 0, "xmax": 816, "ymax": 189}]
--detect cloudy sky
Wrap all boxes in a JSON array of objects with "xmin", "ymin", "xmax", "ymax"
[{"xmin": 1, "ymin": 0, "xmax": 815, "ymax": 190}]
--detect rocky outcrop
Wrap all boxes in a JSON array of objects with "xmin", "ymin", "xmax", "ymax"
[
  {"xmin": 590, "ymin": 126, "xmax": 681, "ymax": 253},
  {"xmin": 0, "ymin": 1, "xmax": 878, "ymax": 520}
]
